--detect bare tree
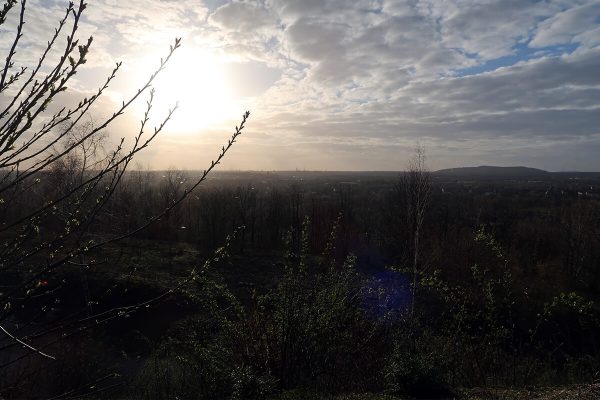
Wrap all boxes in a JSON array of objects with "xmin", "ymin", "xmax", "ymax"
[{"xmin": 398, "ymin": 145, "xmax": 432, "ymax": 315}]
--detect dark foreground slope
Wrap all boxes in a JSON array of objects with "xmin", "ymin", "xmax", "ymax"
[{"xmin": 2, "ymin": 170, "xmax": 600, "ymax": 399}]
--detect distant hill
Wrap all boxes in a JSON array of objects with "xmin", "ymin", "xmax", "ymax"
[{"xmin": 434, "ymin": 166, "xmax": 549, "ymax": 178}]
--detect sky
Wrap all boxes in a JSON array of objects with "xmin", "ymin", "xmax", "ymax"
[{"xmin": 1, "ymin": 0, "xmax": 600, "ymax": 171}]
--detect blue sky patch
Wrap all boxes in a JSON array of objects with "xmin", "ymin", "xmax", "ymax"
[{"xmin": 454, "ymin": 42, "xmax": 579, "ymax": 77}]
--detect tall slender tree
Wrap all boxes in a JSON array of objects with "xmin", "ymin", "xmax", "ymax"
[{"xmin": 398, "ymin": 145, "xmax": 432, "ymax": 315}]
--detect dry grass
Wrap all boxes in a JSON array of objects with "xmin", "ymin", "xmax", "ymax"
[{"xmin": 462, "ymin": 383, "xmax": 600, "ymax": 400}]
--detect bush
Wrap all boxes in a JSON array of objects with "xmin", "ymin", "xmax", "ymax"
[
  {"xmin": 384, "ymin": 321, "xmax": 453, "ymax": 398},
  {"xmin": 232, "ymin": 219, "xmax": 387, "ymax": 394}
]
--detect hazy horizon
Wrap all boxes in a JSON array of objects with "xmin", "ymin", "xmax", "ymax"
[{"xmin": 107, "ymin": 165, "xmax": 600, "ymax": 173}]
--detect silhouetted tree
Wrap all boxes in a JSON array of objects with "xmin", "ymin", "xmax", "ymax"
[{"xmin": 0, "ymin": 1, "xmax": 248, "ymax": 396}]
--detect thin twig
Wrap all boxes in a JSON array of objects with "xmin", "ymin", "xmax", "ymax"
[{"xmin": 0, "ymin": 324, "xmax": 56, "ymax": 360}]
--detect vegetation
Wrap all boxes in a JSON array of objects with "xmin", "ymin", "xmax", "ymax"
[
  {"xmin": 0, "ymin": 1, "xmax": 249, "ymax": 396},
  {"xmin": 1, "ymin": 1, "xmax": 600, "ymax": 399}
]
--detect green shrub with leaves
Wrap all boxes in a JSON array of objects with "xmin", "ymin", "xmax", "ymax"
[
  {"xmin": 400, "ymin": 227, "xmax": 600, "ymax": 390},
  {"xmin": 384, "ymin": 317, "xmax": 454, "ymax": 398},
  {"xmin": 234, "ymin": 218, "xmax": 384, "ymax": 393},
  {"xmin": 128, "ymin": 231, "xmax": 276, "ymax": 400}
]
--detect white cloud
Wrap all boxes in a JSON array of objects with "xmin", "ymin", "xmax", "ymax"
[
  {"xmin": 2, "ymin": 0, "xmax": 600, "ymax": 170},
  {"xmin": 210, "ymin": 1, "xmax": 278, "ymax": 31},
  {"xmin": 530, "ymin": 2, "xmax": 600, "ymax": 48},
  {"xmin": 419, "ymin": 0, "xmax": 555, "ymax": 59}
]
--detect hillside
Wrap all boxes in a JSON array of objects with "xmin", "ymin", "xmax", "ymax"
[{"xmin": 435, "ymin": 165, "xmax": 549, "ymax": 178}]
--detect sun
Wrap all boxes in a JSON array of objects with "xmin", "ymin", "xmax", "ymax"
[{"xmin": 137, "ymin": 46, "xmax": 237, "ymax": 133}]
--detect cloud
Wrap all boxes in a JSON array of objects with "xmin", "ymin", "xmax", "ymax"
[
  {"xmin": 530, "ymin": 2, "xmax": 600, "ymax": 49},
  {"xmin": 251, "ymin": 44, "xmax": 600, "ymax": 170},
  {"xmin": 209, "ymin": 1, "xmax": 278, "ymax": 31},
  {"xmin": 3, "ymin": 0, "xmax": 600, "ymax": 170}
]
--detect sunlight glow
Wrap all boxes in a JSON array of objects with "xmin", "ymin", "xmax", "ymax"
[{"xmin": 138, "ymin": 46, "xmax": 238, "ymax": 133}]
